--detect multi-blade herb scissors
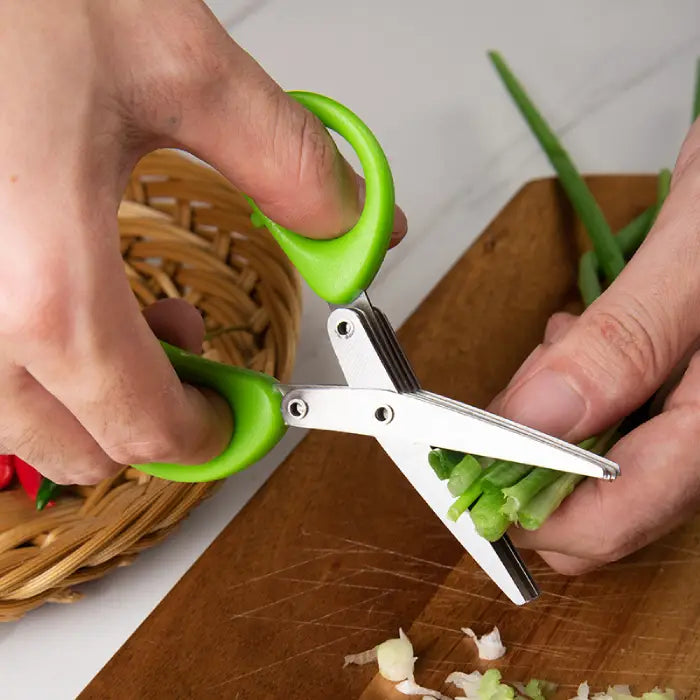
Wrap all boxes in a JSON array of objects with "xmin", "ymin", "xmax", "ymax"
[{"xmin": 137, "ymin": 92, "xmax": 619, "ymax": 604}]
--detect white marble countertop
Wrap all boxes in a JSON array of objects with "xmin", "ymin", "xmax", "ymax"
[{"xmin": 2, "ymin": 2, "xmax": 699, "ymax": 698}]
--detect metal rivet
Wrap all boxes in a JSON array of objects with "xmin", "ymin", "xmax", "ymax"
[
  {"xmin": 335, "ymin": 319, "xmax": 354, "ymax": 338},
  {"xmin": 374, "ymin": 405, "xmax": 394, "ymax": 424},
  {"xmin": 288, "ymin": 398, "xmax": 308, "ymax": 419}
]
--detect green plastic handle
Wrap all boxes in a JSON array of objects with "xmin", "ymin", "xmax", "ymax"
[
  {"xmin": 135, "ymin": 342, "xmax": 286, "ymax": 482},
  {"xmin": 247, "ymin": 91, "xmax": 395, "ymax": 305},
  {"xmin": 136, "ymin": 93, "xmax": 394, "ymax": 481}
]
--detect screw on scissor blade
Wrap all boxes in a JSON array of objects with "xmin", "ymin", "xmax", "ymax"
[
  {"xmin": 288, "ymin": 398, "xmax": 308, "ymax": 419},
  {"xmin": 374, "ymin": 405, "xmax": 394, "ymax": 423},
  {"xmin": 335, "ymin": 319, "xmax": 354, "ymax": 338}
]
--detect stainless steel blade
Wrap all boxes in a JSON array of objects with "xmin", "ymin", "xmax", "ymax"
[
  {"xmin": 378, "ymin": 439, "xmax": 537, "ymax": 604},
  {"xmin": 322, "ymin": 293, "xmax": 539, "ymax": 604},
  {"xmin": 280, "ymin": 385, "xmax": 618, "ymax": 479}
]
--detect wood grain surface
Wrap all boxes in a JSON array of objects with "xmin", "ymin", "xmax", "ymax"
[{"xmin": 81, "ymin": 175, "xmax": 699, "ymax": 700}]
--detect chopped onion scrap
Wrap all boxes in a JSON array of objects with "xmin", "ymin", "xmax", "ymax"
[
  {"xmin": 395, "ymin": 678, "xmax": 452, "ymax": 699},
  {"xmin": 343, "ymin": 628, "xmax": 677, "ymax": 700},
  {"xmin": 570, "ymin": 682, "xmax": 591, "ymax": 700},
  {"xmin": 376, "ymin": 628, "xmax": 416, "ymax": 682},
  {"xmin": 446, "ymin": 670, "xmax": 483, "ymax": 699},
  {"xmin": 570, "ymin": 682, "xmax": 676, "ymax": 700},
  {"xmin": 343, "ymin": 646, "xmax": 378, "ymax": 668},
  {"xmin": 462, "ymin": 626, "xmax": 507, "ymax": 660}
]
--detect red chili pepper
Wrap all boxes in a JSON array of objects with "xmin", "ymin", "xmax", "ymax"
[
  {"xmin": 0, "ymin": 455, "xmax": 14, "ymax": 490},
  {"xmin": 14, "ymin": 456, "xmax": 43, "ymax": 501},
  {"xmin": 14, "ymin": 457, "xmax": 57, "ymax": 508}
]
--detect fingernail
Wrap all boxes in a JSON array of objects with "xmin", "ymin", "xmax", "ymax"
[{"xmin": 501, "ymin": 368, "xmax": 586, "ymax": 437}]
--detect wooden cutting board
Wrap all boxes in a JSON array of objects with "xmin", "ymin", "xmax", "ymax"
[{"xmin": 80, "ymin": 176, "xmax": 700, "ymax": 700}]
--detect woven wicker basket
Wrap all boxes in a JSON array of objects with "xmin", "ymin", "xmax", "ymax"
[{"xmin": 0, "ymin": 150, "xmax": 302, "ymax": 621}]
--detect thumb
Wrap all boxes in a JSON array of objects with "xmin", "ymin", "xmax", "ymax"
[
  {"xmin": 492, "ymin": 155, "xmax": 700, "ymax": 439},
  {"xmin": 131, "ymin": 14, "xmax": 405, "ymax": 240}
]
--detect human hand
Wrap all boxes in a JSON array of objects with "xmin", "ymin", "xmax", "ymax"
[
  {"xmin": 489, "ymin": 118, "xmax": 700, "ymax": 574},
  {"xmin": 0, "ymin": 0, "xmax": 407, "ymax": 485}
]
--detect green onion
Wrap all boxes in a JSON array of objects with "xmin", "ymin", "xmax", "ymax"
[
  {"xmin": 470, "ymin": 462, "xmax": 532, "ymax": 542},
  {"xmin": 524, "ymin": 678, "xmax": 558, "ymax": 700},
  {"xmin": 578, "ymin": 167, "xmax": 671, "ymax": 313},
  {"xmin": 448, "ymin": 474, "xmax": 487, "ymax": 521},
  {"xmin": 488, "ymin": 51, "xmax": 624, "ymax": 283},
  {"xmin": 616, "ymin": 205, "xmax": 656, "ymax": 256},
  {"xmin": 516, "ymin": 430, "xmax": 618, "ymax": 530},
  {"xmin": 517, "ymin": 472, "xmax": 584, "ymax": 530},
  {"xmin": 578, "ymin": 251, "xmax": 602, "ymax": 306},
  {"xmin": 447, "ymin": 455, "xmax": 482, "ymax": 496},
  {"xmin": 656, "ymin": 168, "xmax": 671, "ymax": 210},
  {"xmin": 482, "ymin": 460, "xmax": 532, "ymax": 491},
  {"xmin": 470, "ymin": 490, "xmax": 510, "ymax": 541},
  {"xmin": 437, "ymin": 56, "xmax": 685, "ymax": 537},
  {"xmin": 428, "ymin": 448, "xmax": 465, "ymax": 480},
  {"xmin": 579, "ymin": 206, "xmax": 653, "ymax": 302},
  {"xmin": 501, "ymin": 438, "xmax": 597, "ymax": 522},
  {"xmin": 448, "ymin": 460, "xmax": 531, "ymax": 522},
  {"xmin": 501, "ymin": 468, "xmax": 561, "ymax": 522},
  {"xmin": 479, "ymin": 669, "xmax": 515, "ymax": 699}
]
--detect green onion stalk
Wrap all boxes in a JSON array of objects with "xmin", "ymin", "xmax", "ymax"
[{"xmin": 430, "ymin": 52, "xmax": 684, "ymax": 540}]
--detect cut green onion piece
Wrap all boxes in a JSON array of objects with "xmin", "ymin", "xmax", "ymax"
[
  {"xmin": 470, "ymin": 490, "xmax": 510, "ymax": 541},
  {"xmin": 501, "ymin": 468, "xmax": 561, "ymax": 521},
  {"xmin": 488, "ymin": 50, "xmax": 624, "ymax": 283},
  {"xmin": 479, "ymin": 668, "xmax": 515, "ymax": 700},
  {"xmin": 428, "ymin": 448, "xmax": 464, "ymax": 480},
  {"xmin": 517, "ymin": 472, "xmax": 585, "ymax": 530},
  {"xmin": 482, "ymin": 460, "xmax": 532, "ymax": 491},
  {"xmin": 471, "ymin": 458, "xmax": 534, "ymax": 540},
  {"xmin": 500, "ymin": 436, "xmax": 599, "ymax": 522},
  {"xmin": 524, "ymin": 678, "xmax": 558, "ymax": 700},
  {"xmin": 515, "ymin": 432, "xmax": 615, "ymax": 530},
  {"xmin": 447, "ymin": 475, "xmax": 486, "ymax": 522},
  {"xmin": 447, "ymin": 455, "xmax": 482, "ymax": 497},
  {"xmin": 448, "ymin": 461, "xmax": 530, "ymax": 524}
]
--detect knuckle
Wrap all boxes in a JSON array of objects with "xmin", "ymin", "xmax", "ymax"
[
  {"xmin": 121, "ymin": 26, "xmax": 230, "ymax": 134},
  {"xmin": 70, "ymin": 462, "xmax": 122, "ymax": 486},
  {"xmin": 599, "ymin": 524, "xmax": 650, "ymax": 564},
  {"xmin": 294, "ymin": 109, "xmax": 337, "ymax": 191},
  {"xmin": 265, "ymin": 91, "xmax": 338, "ymax": 194},
  {"xmin": 585, "ymin": 480, "xmax": 649, "ymax": 564},
  {"xmin": 176, "ymin": 47, "xmax": 229, "ymax": 103},
  {"xmin": 0, "ymin": 263, "xmax": 73, "ymax": 343},
  {"xmin": 673, "ymin": 120, "xmax": 700, "ymax": 183},
  {"xmin": 546, "ymin": 557, "xmax": 595, "ymax": 577},
  {"xmin": 581, "ymin": 302, "xmax": 666, "ymax": 384},
  {"xmin": 106, "ymin": 422, "xmax": 187, "ymax": 466}
]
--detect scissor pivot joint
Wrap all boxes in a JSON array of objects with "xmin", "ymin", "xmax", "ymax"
[
  {"xmin": 288, "ymin": 398, "xmax": 309, "ymax": 419},
  {"xmin": 374, "ymin": 405, "xmax": 394, "ymax": 424},
  {"xmin": 334, "ymin": 319, "xmax": 354, "ymax": 339}
]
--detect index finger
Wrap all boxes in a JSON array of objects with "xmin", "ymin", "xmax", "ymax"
[{"xmin": 22, "ymin": 239, "xmax": 232, "ymax": 469}]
